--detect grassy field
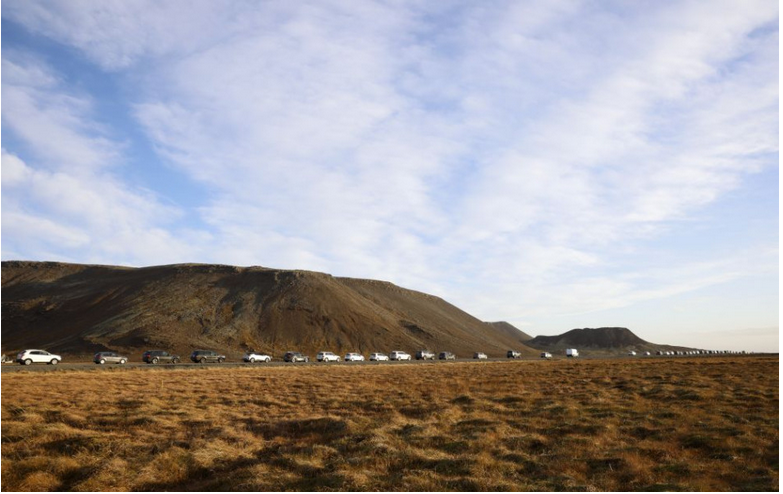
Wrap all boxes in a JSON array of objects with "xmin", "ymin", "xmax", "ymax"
[{"xmin": 1, "ymin": 357, "xmax": 778, "ymax": 491}]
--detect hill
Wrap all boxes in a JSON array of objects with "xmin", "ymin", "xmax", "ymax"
[
  {"xmin": 525, "ymin": 327, "xmax": 695, "ymax": 354},
  {"xmin": 485, "ymin": 321, "xmax": 533, "ymax": 342},
  {"xmin": 1, "ymin": 261, "xmax": 537, "ymax": 358}
]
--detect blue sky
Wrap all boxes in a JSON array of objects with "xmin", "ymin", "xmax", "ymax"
[{"xmin": 1, "ymin": 0, "xmax": 778, "ymax": 351}]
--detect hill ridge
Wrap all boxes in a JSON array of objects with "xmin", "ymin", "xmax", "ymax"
[{"xmin": 1, "ymin": 261, "xmax": 537, "ymax": 358}]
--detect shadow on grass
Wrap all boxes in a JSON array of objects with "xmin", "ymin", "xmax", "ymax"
[{"xmin": 245, "ymin": 417, "xmax": 348, "ymax": 440}]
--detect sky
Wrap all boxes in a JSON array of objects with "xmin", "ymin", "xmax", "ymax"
[{"xmin": 1, "ymin": 0, "xmax": 778, "ymax": 352}]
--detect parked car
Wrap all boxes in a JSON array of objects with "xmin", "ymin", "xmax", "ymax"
[
  {"xmin": 142, "ymin": 350, "xmax": 180, "ymax": 364},
  {"xmin": 1, "ymin": 354, "xmax": 10, "ymax": 364},
  {"xmin": 644, "ymin": 351, "xmax": 651, "ymax": 356},
  {"xmin": 389, "ymin": 351, "xmax": 411, "ymax": 361},
  {"xmin": 284, "ymin": 351, "xmax": 309, "ymax": 363},
  {"xmin": 16, "ymin": 349, "xmax": 61, "ymax": 366},
  {"xmin": 473, "ymin": 352, "xmax": 487, "ymax": 359},
  {"xmin": 415, "ymin": 350, "xmax": 436, "ymax": 360},
  {"xmin": 439, "ymin": 352, "xmax": 456, "ymax": 360},
  {"xmin": 540, "ymin": 352, "xmax": 552, "ymax": 359},
  {"xmin": 317, "ymin": 351, "xmax": 340, "ymax": 362},
  {"xmin": 566, "ymin": 348, "xmax": 579, "ymax": 358},
  {"xmin": 243, "ymin": 352, "xmax": 272, "ymax": 363},
  {"xmin": 507, "ymin": 350, "xmax": 522, "ymax": 359},
  {"xmin": 369, "ymin": 352, "xmax": 389, "ymax": 361},
  {"xmin": 94, "ymin": 351, "xmax": 128, "ymax": 365},
  {"xmin": 345, "ymin": 353, "xmax": 365, "ymax": 362},
  {"xmin": 191, "ymin": 350, "xmax": 226, "ymax": 363}
]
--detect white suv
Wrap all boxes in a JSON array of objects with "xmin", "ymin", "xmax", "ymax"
[
  {"xmin": 369, "ymin": 353, "xmax": 389, "ymax": 361},
  {"xmin": 17, "ymin": 349, "xmax": 61, "ymax": 366},
  {"xmin": 317, "ymin": 351, "xmax": 340, "ymax": 362},
  {"xmin": 344, "ymin": 353, "xmax": 365, "ymax": 362},
  {"xmin": 390, "ymin": 351, "xmax": 411, "ymax": 361},
  {"xmin": 244, "ymin": 352, "xmax": 272, "ymax": 363}
]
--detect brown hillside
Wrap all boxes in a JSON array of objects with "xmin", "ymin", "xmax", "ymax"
[
  {"xmin": 486, "ymin": 321, "xmax": 533, "ymax": 342},
  {"xmin": 1, "ymin": 261, "xmax": 536, "ymax": 359}
]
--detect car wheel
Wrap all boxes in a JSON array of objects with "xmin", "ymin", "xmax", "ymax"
[
  {"xmin": 23, "ymin": 359, "xmax": 32, "ymax": 366},
  {"xmin": 200, "ymin": 357, "xmax": 207, "ymax": 364},
  {"xmin": 99, "ymin": 359, "xmax": 106, "ymax": 365},
  {"xmin": 152, "ymin": 357, "xmax": 159, "ymax": 364},
  {"xmin": 265, "ymin": 357, "xmax": 271, "ymax": 363},
  {"xmin": 172, "ymin": 358, "xmax": 179, "ymax": 364},
  {"xmin": 249, "ymin": 357, "xmax": 255, "ymax": 363},
  {"xmin": 120, "ymin": 359, "xmax": 127, "ymax": 364},
  {"xmin": 50, "ymin": 359, "xmax": 59, "ymax": 365},
  {"xmin": 218, "ymin": 358, "xmax": 224, "ymax": 363}
]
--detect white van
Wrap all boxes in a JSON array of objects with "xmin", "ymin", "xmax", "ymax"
[{"xmin": 566, "ymin": 348, "xmax": 579, "ymax": 358}]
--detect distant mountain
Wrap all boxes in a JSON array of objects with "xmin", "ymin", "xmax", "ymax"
[
  {"xmin": 486, "ymin": 321, "xmax": 533, "ymax": 342},
  {"xmin": 526, "ymin": 327, "xmax": 695, "ymax": 354},
  {"xmin": 1, "ymin": 261, "xmax": 539, "ymax": 359}
]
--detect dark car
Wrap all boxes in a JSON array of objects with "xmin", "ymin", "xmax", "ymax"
[
  {"xmin": 190, "ymin": 349, "xmax": 226, "ymax": 363},
  {"xmin": 438, "ymin": 352, "xmax": 456, "ymax": 360},
  {"xmin": 94, "ymin": 351, "xmax": 128, "ymax": 364},
  {"xmin": 507, "ymin": 350, "xmax": 522, "ymax": 359},
  {"xmin": 284, "ymin": 351, "xmax": 309, "ymax": 363},
  {"xmin": 415, "ymin": 350, "xmax": 436, "ymax": 360},
  {"xmin": 142, "ymin": 350, "xmax": 180, "ymax": 364}
]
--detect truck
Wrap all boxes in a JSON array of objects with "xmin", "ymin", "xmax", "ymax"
[{"xmin": 566, "ymin": 348, "xmax": 579, "ymax": 358}]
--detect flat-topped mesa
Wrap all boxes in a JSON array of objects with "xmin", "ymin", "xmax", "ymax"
[{"xmin": 526, "ymin": 327, "xmax": 697, "ymax": 354}]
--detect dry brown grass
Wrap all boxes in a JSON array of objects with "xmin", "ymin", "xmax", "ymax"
[{"xmin": 1, "ymin": 357, "xmax": 778, "ymax": 491}]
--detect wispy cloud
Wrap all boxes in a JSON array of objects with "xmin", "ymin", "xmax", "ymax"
[{"xmin": 1, "ymin": 55, "xmax": 201, "ymax": 265}]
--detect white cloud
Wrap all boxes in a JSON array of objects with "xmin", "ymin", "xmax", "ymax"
[
  {"xmin": 1, "ymin": 53, "xmax": 203, "ymax": 265},
  {"xmin": 3, "ymin": 210, "xmax": 91, "ymax": 249},
  {"xmin": 2, "ymin": 54, "xmax": 119, "ymax": 173},
  {"xmin": 1, "ymin": 148, "xmax": 197, "ymax": 265},
  {"xmin": 2, "ymin": 0, "xmax": 250, "ymax": 70}
]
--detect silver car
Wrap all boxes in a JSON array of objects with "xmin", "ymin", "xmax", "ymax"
[
  {"xmin": 345, "ymin": 353, "xmax": 365, "ymax": 362},
  {"xmin": 94, "ymin": 351, "xmax": 128, "ymax": 364}
]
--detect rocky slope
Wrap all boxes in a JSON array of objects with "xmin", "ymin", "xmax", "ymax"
[{"xmin": 486, "ymin": 321, "xmax": 533, "ymax": 342}]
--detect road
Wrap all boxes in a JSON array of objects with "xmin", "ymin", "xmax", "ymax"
[
  {"xmin": 1, "ymin": 352, "xmax": 750, "ymax": 373},
  {"xmin": 0, "ymin": 356, "xmax": 562, "ymax": 373}
]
